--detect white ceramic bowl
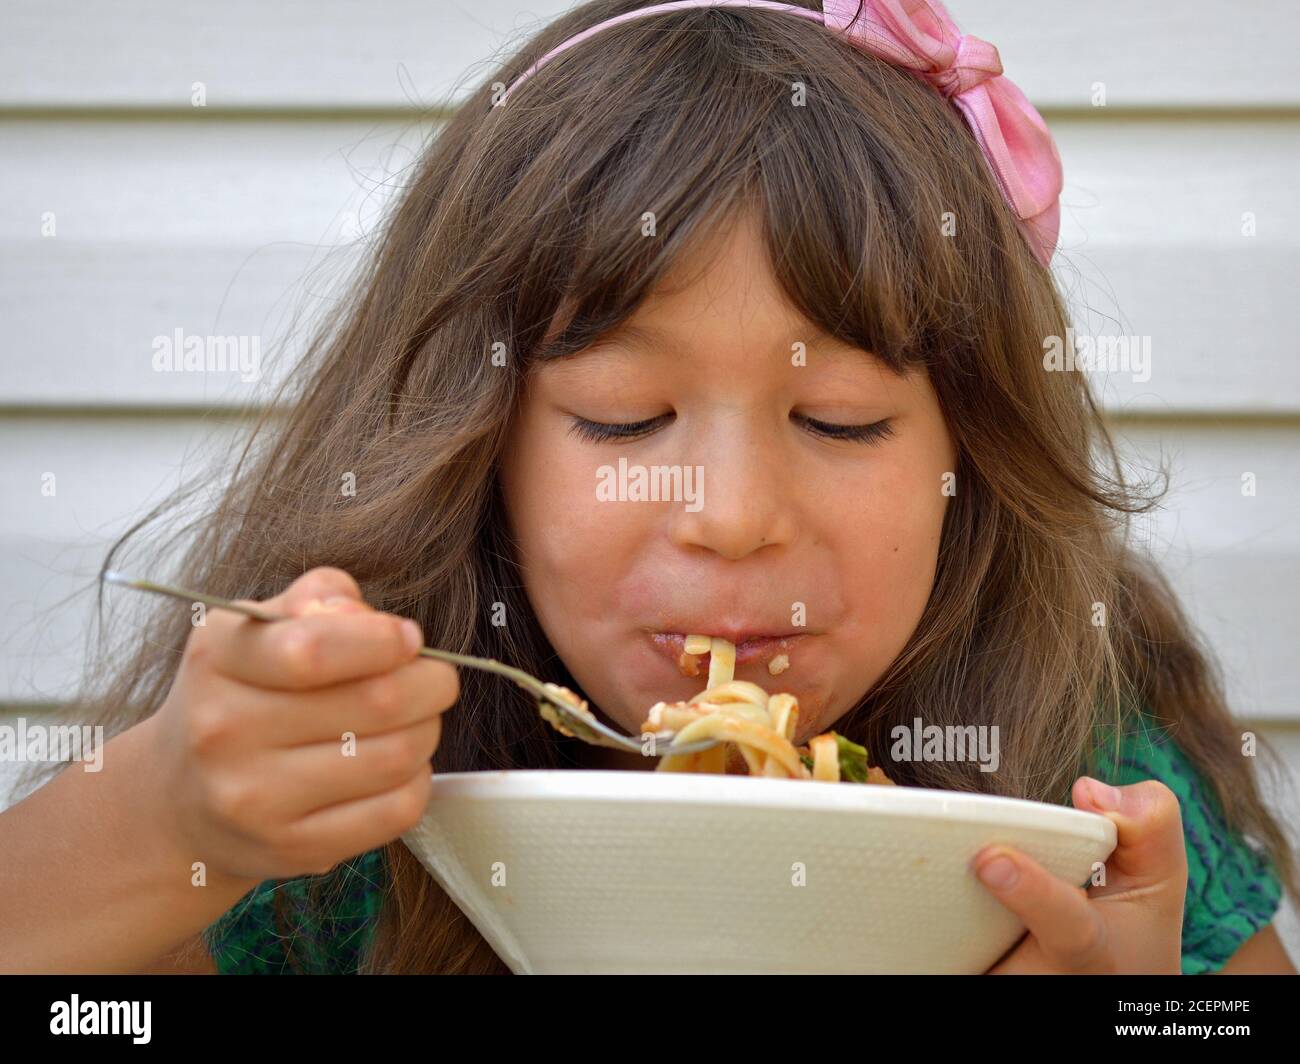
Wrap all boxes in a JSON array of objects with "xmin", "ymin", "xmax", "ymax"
[{"xmin": 401, "ymin": 770, "xmax": 1116, "ymax": 974}]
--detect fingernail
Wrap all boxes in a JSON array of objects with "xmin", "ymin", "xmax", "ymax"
[
  {"xmin": 400, "ymin": 619, "xmax": 423, "ymax": 653},
  {"xmin": 315, "ymin": 595, "xmax": 360, "ymax": 612},
  {"xmin": 1086, "ymin": 778, "xmax": 1122, "ymax": 810},
  {"xmin": 976, "ymin": 855, "xmax": 1018, "ymax": 889}
]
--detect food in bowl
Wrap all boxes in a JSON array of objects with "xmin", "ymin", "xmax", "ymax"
[{"xmin": 540, "ymin": 633, "xmax": 895, "ymax": 783}]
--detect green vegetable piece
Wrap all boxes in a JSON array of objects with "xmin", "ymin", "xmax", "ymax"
[{"xmin": 832, "ymin": 732, "xmax": 871, "ymax": 783}]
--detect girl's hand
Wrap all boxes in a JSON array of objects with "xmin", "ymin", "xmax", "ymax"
[
  {"xmin": 138, "ymin": 566, "xmax": 458, "ymax": 884},
  {"xmin": 971, "ymin": 777, "xmax": 1187, "ymax": 973}
]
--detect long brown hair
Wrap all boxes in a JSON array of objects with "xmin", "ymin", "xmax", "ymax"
[{"xmin": 26, "ymin": 0, "xmax": 1295, "ymax": 973}]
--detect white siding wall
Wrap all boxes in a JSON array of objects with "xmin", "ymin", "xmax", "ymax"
[{"xmin": 2, "ymin": 0, "xmax": 1297, "ymax": 960}]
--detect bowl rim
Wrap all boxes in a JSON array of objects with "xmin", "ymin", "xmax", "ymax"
[{"xmin": 420, "ymin": 769, "xmax": 1118, "ymax": 847}]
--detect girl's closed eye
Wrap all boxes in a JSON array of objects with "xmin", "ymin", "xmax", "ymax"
[
  {"xmin": 567, "ymin": 413, "xmax": 672, "ymax": 443},
  {"xmin": 566, "ymin": 412, "xmax": 896, "ymax": 444},
  {"xmin": 794, "ymin": 414, "xmax": 896, "ymax": 444}
]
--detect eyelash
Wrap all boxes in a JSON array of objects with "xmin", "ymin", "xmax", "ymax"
[
  {"xmin": 567, "ymin": 414, "xmax": 896, "ymax": 445},
  {"xmin": 567, "ymin": 415, "xmax": 668, "ymax": 443}
]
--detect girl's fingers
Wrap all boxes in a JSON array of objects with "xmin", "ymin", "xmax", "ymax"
[
  {"xmin": 283, "ymin": 766, "xmax": 436, "ymax": 866},
  {"xmin": 222, "ymin": 716, "xmax": 442, "ymax": 826},
  {"xmin": 218, "ymin": 654, "xmax": 459, "ymax": 747},
  {"xmin": 263, "ymin": 565, "xmax": 365, "ymax": 616},
  {"xmin": 971, "ymin": 845, "xmax": 1108, "ymax": 971},
  {"xmin": 201, "ymin": 598, "xmax": 424, "ymax": 690},
  {"xmin": 1070, "ymin": 777, "xmax": 1188, "ymax": 898}
]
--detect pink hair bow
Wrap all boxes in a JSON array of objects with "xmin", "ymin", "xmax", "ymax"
[
  {"xmin": 500, "ymin": 0, "xmax": 1063, "ymax": 266},
  {"xmin": 822, "ymin": 0, "xmax": 1062, "ymax": 266}
]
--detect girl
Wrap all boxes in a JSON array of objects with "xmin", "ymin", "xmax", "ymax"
[{"xmin": 3, "ymin": 0, "xmax": 1294, "ymax": 974}]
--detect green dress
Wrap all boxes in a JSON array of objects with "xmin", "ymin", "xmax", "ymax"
[{"xmin": 201, "ymin": 716, "xmax": 1284, "ymax": 974}]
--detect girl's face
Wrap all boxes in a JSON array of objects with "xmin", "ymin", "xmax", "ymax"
[{"xmin": 500, "ymin": 213, "xmax": 957, "ymax": 763}]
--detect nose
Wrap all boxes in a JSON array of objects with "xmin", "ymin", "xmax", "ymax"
[{"xmin": 666, "ymin": 410, "xmax": 800, "ymax": 561}]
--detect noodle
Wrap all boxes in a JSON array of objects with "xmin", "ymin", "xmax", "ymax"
[
  {"xmin": 639, "ymin": 635, "xmax": 894, "ymax": 784},
  {"xmin": 705, "ymin": 635, "xmax": 735, "ymax": 689}
]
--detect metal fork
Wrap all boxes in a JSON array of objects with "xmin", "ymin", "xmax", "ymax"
[{"xmin": 100, "ymin": 571, "xmax": 719, "ymax": 758}]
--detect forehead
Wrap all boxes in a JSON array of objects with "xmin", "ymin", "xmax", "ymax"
[
  {"xmin": 537, "ymin": 207, "xmax": 920, "ymax": 385},
  {"xmin": 545, "ymin": 214, "xmax": 865, "ymax": 359},
  {"xmin": 539, "ymin": 211, "xmax": 770, "ymax": 344}
]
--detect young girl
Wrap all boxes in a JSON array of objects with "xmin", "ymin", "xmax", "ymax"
[{"xmin": 4, "ymin": 0, "xmax": 1294, "ymax": 974}]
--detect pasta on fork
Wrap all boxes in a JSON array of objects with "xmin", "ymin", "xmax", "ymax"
[{"xmin": 641, "ymin": 635, "xmax": 894, "ymax": 784}]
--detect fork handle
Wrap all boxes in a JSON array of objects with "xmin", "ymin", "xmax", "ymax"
[{"xmin": 101, "ymin": 570, "xmax": 720, "ymax": 757}]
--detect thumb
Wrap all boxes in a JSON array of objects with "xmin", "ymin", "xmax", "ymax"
[{"xmin": 1072, "ymin": 777, "xmax": 1188, "ymax": 894}]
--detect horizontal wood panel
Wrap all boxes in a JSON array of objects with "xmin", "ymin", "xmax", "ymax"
[
  {"xmin": 0, "ymin": 414, "xmax": 250, "ymax": 704},
  {"xmin": 1, "ymin": 1, "xmax": 1297, "ymax": 110},
  {"xmin": 2, "ymin": 116, "xmax": 1298, "ymax": 411}
]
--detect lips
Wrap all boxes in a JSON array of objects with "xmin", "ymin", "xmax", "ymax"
[{"xmin": 649, "ymin": 632, "xmax": 807, "ymax": 672}]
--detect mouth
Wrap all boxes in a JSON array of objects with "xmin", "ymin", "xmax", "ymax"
[{"xmin": 648, "ymin": 632, "xmax": 808, "ymax": 676}]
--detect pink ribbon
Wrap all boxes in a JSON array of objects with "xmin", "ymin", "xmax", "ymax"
[
  {"xmin": 501, "ymin": 0, "xmax": 1063, "ymax": 266},
  {"xmin": 823, "ymin": 0, "xmax": 1061, "ymax": 266}
]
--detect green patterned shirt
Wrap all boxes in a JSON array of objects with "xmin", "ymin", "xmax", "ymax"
[{"xmin": 202, "ymin": 717, "xmax": 1283, "ymax": 974}]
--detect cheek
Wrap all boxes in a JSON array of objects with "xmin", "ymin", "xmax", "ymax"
[
  {"xmin": 831, "ymin": 444, "xmax": 950, "ymax": 635},
  {"xmin": 500, "ymin": 414, "xmax": 643, "ymax": 629}
]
